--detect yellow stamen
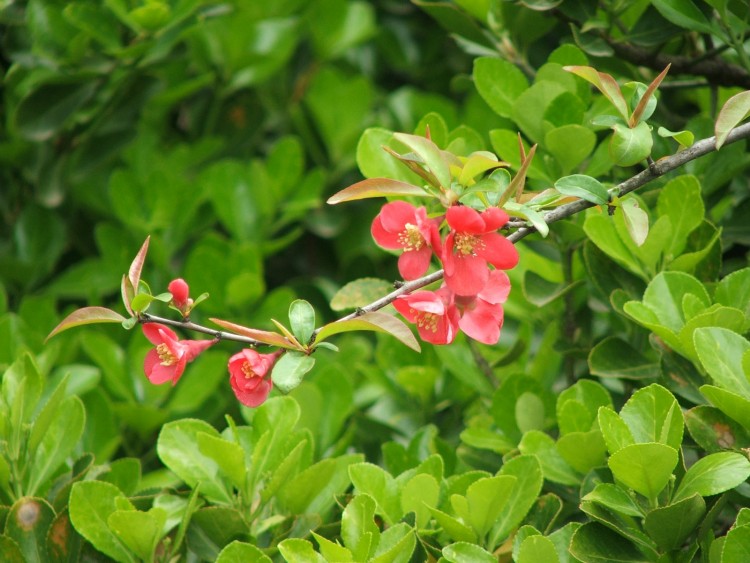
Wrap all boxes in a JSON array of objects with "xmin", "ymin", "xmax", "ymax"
[
  {"xmin": 397, "ymin": 223, "xmax": 425, "ymax": 252},
  {"xmin": 454, "ymin": 233, "xmax": 484, "ymax": 256},
  {"xmin": 241, "ymin": 361, "xmax": 257, "ymax": 379},
  {"xmin": 411, "ymin": 308, "xmax": 439, "ymax": 333},
  {"xmin": 156, "ymin": 343, "xmax": 177, "ymax": 366}
]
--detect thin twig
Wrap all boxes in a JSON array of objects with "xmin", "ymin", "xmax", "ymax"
[{"xmin": 140, "ymin": 312, "xmax": 262, "ymax": 346}]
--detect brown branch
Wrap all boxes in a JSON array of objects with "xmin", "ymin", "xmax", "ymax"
[{"xmin": 139, "ymin": 312, "xmax": 263, "ymax": 346}]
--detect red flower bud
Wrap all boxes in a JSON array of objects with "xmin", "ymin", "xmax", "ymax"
[{"xmin": 168, "ymin": 278, "xmax": 190, "ymax": 308}]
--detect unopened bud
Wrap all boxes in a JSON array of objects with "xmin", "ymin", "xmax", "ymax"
[{"xmin": 168, "ymin": 278, "xmax": 190, "ymax": 308}]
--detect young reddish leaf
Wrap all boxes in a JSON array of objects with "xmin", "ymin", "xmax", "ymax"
[
  {"xmin": 393, "ymin": 132, "xmax": 452, "ymax": 189},
  {"xmin": 327, "ymin": 178, "xmax": 428, "ymax": 204},
  {"xmin": 564, "ymin": 66, "xmax": 629, "ymax": 122},
  {"xmin": 209, "ymin": 318, "xmax": 298, "ymax": 349},
  {"xmin": 46, "ymin": 307, "xmax": 127, "ymax": 342},
  {"xmin": 499, "ymin": 143, "xmax": 537, "ymax": 206},
  {"xmin": 121, "ymin": 274, "xmax": 135, "ymax": 315},
  {"xmin": 128, "ymin": 236, "xmax": 150, "ymax": 296},
  {"xmin": 715, "ymin": 91, "xmax": 750, "ymax": 149},
  {"xmin": 629, "ymin": 65, "xmax": 670, "ymax": 127},
  {"xmin": 315, "ymin": 311, "xmax": 420, "ymax": 351}
]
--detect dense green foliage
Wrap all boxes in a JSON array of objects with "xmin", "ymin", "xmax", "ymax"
[{"xmin": 2, "ymin": 0, "xmax": 750, "ymax": 561}]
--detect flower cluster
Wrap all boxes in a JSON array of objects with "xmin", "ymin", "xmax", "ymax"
[
  {"xmin": 142, "ymin": 280, "xmax": 281, "ymax": 407},
  {"xmin": 372, "ymin": 202, "xmax": 518, "ymax": 345}
]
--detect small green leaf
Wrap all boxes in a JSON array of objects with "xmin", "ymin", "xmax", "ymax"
[
  {"xmin": 289, "ymin": 300, "xmax": 315, "ymax": 345},
  {"xmin": 277, "ymin": 539, "xmax": 326, "ymax": 563},
  {"xmin": 197, "ymin": 433, "xmax": 247, "ymax": 490},
  {"xmin": 327, "ymin": 178, "xmax": 428, "ymax": 204},
  {"xmin": 473, "ymin": 57, "xmax": 530, "ymax": 118},
  {"xmin": 619, "ymin": 384, "xmax": 684, "ymax": 450},
  {"xmin": 216, "ymin": 541, "xmax": 272, "ymax": 563},
  {"xmin": 694, "ymin": 328, "xmax": 750, "ymax": 399},
  {"xmin": 657, "ymin": 126, "xmax": 694, "ymax": 147},
  {"xmin": 517, "ymin": 535, "xmax": 560, "ymax": 563},
  {"xmin": 610, "ymin": 122, "xmax": 652, "ymax": 166},
  {"xmin": 583, "ymin": 483, "xmax": 644, "ymax": 517},
  {"xmin": 715, "ymin": 91, "xmax": 750, "ymax": 149},
  {"xmin": 608, "ymin": 442, "xmax": 678, "ymax": 500},
  {"xmin": 620, "ymin": 198, "xmax": 649, "ymax": 246},
  {"xmin": 673, "ymin": 452, "xmax": 750, "ymax": 502},
  {"xmin": 589, "ymin": 337, "xmax": 661, "ymax": 380},
  {"xmin": 643, "ymin": 493, "xmax": 705, "ymax": 551},
  {"xmin": 108, "ymin": 508, "xmax": 166, "ymax": 562},
  {"xmin": 392, "ymin": 132, "xmax": 451, "ymax": 189},
  {"xmin": 651, "ymin": 0, "xmax": 714, "ymax": 34},
  {"xmin": 5, "ymin": 497, "xmax": 56, "ymax": 563},
  {"xmin": 46, "ymin": 307, "xmax": 127, "ymax": 341},
  {"xmin": 570, "ymin": 522, "xmax": 646, "ymax": 562},
  {"xmin": 341, "ymin": 494, "xmax": 379, "ymax": 560},
  {"xmin": 503, "ymin": 201, "xmax": 549, "ymax": 238},
  {"xmin": 315, "ymin": 311, "xmax": 420, "ymax": 351},
  {"xmin": 598, "ymin": 406, "xmax": 635, "ymax": 454},
  {"xmin": 331, "ymin": 278, "xmax": 394, "ymax": 311},
  {"xmin": 519, "ymin": 430, "xmax": 580, "ymax": 485},
  {"xmin": 271, "ymin": 351, "xmax": 316, "ymax": 394},
  {"xmin": 442, "ymin": 542, "xmax": 496, "ymax": 563},
  {"xmin": 554, "ymin": 174, "xmax": 609, "ymax": 206}
]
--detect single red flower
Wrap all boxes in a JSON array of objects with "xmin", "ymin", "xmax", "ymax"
[
  {"xmin": 456, "ymin": 270, "xmax": 511, "ymax": 345},
  {"xmin": 371, "ymin": 201, "xmax": 441, "ymax": 280},
  {"xmin": 168, "ymin": 278, "xmax": 190, "ymax": 309},
  {"xmin": 142, "ymin": 323, "xmax": 215, "ymax": 385},
  {"xmin": 393, "ymin": 288, "xmax": 460, "ymax": 345},
  {"xmin": 443, "ymin": 206, "xmax": 518, "ymax": 296},
  {"xmin": 228, "ymin": 349, "xmax": 282, "ymax": 407}
]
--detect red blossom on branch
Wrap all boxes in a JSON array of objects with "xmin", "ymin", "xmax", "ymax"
[
  {"xmin": 142, "ymin": 323, "xmax": 215, "ymax": 385},
  {"xmin": 168, "ymin": 278, "xmax": 191, "ymax": 310},
  {"xmin": 443, "ymin": 206, "xmax": 518, "ymax": 295},
  {"xmin": 455, "ymin": 270, "xmax": 511, "ymax": 345},
  {"xmin": 393, "ymin": 288, "xmax": 460, "ymax": 345},
  {"xmin": 228, "ymin": 349, "xmax": 282, "ymax": 407},
  {"xmin": 371, "ymin": 201, "xmax": 442, "ymax": 280}
]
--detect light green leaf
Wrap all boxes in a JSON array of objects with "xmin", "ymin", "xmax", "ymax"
[
  {"xmin": 46, "ymin": 307, "xmax": 127, "ymax": 342},
  {"xmin": 608, "ymin": 443, "xmax": 678, "ymax": 500},
  {"xmin": 620, "ymin": 198, "xmax": 649, "ymax": 247},
  {"xmin": 392, "ymin": 132, "xmax": 451, "ymax": 189},
  {"xmin": 315, "ymin": 311, "xmax": 420, "ymax": 351},
  {"xmin": 598, "ymin": 407, "xmax": 635, "ymax": 454},
  {"xmin": 272, "ymin": 351, "xmax": 315, "ymax": 394},
  {"xmin": 277, "ymin": 539, "xmax": 326, "ymax": 563},
  {"xmin": 673, "ymin": 452, "xmax": 750, "ymax": 502},
  {"xmin": 331, "ymin": 278, "xmax": 395, "ymax": 311},
  {"xmin": 715, "ymin": 91, "xmax": 750, "ymax": 149},
  {"xmin": 694, "ymin": 328, "xmax": 750, "ymax": 399},
  {"xmin": 442, "ymin": 542, "xmax": 496, "ymax": 563},
  {"xmin": 619, "ymin": 384, "xmax": 684, "ymax": 450},
  {"xmin": 327, "ymin": 178, "xmax": 427, "ymax": 204},
  {"xmin": 216, "ymin": 541, "xmax": 272, "ymax": 563},
  {"xmin": 473, "ymin": 57, "xmax": 529, "ymax": 118},
  {"xmin": 643, "ymin": 493, "xmax": 705, "ymax": 551},
  {"xmin": 610, "ymin": 122, "xmax": 652, "ymax": 166}
]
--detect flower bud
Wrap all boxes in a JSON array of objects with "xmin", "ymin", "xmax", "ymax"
[{"xmin": 168, "ymin": 278, "xmax": 190, "ymax": 309}]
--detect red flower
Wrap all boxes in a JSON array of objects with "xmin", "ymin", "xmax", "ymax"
[
  {"xmin": 393, "ymin": 288, "xmax": 460, "ymax": 345},
  {"xmin": 443, "ymin": 206, "xmax": 518, "ymax": 296},
  {"xmin": 456, "ymin": 270, "xmax": 511, "ymax": 345},
  {"xmin": 142, "ymin": 323, "xmax": 215, "ymax": 385},
  {"xmin": 371, "ymin": 201, "xmax": 441, "ymax": 280},
  {"xmin": 168, "ymin": 278, "xmax": 190, "ymax": 309},
  {"xmin": 228, "ymin": 349, "xmax": 282, "ymax": 407}
]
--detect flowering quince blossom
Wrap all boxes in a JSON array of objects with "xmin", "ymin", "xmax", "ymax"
[
  {"xmin": 393, "ymin": 288, "xmax": 460, "ymax": 345},
  {"xmin": 142, "ymin": 323, "xmax": 215, "ymax": 385},
  {"xmin": 371, "ymin": 201, "xmax": 441, "ymax": 280},
  {"xmin": 455, "ymin": 270, "xmax": 511, "ymax": 345},
  {"xmin": 228, "ymin": 349, "xmax": 283, "ymax": 407},
  {"xmin": 168, "ymin": 278, "xmax": 191, "ymax": 311},
  {"xmin": 443, "ymin": 205, "xmax": 519, "ymax": 296}
]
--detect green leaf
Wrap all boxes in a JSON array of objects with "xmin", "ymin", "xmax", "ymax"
[
  {"xmin": 517, "ymin": 535, "xmax": 560, "ymax": 563},
  {"xmin": 69, "ymin": 481, "xmax": 135, "ymax": 563},
  {"xmin": 210, "ymin": 318, "xmax": 296, "ymax": 349},
  {"xmin": 700, "ymin": 385, "xmax": 750, "ymax": 430},
  {"xmin": 490, "ymin": 455, "xmax": 544, "ymax": 547},
  {"xmin": 277, "ymin": 539, "xmax": 326, "ymax": 563},
  {"xmin": 330, "ymin": 278, "xmax": 394, "ymax": 312},
  {"xmin": 673, "ymin": 452, "xmax": 750, "ymax": 502},
  {"xmin": 563, "ymin": 66, "xmax": 629, "ymax": 121},
  {"xmin": 619, "ymin": 198, "xmax": 649, "ymax": 247},
  {"xmin": 370, "ymin": 522, "xmax": 415, "ymax": 562},
  {"xmin": 694, "ymin": 328, "xmax": 750, "ymax": 399},
  {"xmin": 392, "ymin": 132, "xmax": 451, "ymax": 189},
  {"xmin": 657, "ymin": 127, "xmax": 694, "ymax": 148},
  {"xmin": 714, "ymin": 267, "xmax": 750, "ymax": 321},
  {"xmin": 722, "ymin": 523, "xmax": 750, "ymax": 563},
  {"xmin": 656, "ymin": 175, "xmax": 703, "ymax": 258},
  {"xmin": 288, "ymin": 300, "xmax": 315, "ymax": 345},
  {"xmin": 643, "ymin": 493, "xmax": 705, "ymax": 551},
  {"xmin": 197, "ymin": 433, "xmax": 246, "ymax": 490},
  {"xmin": 608, "ymin": 443, "xmax": 678, "ymax": 500},
  {"xmin": 216, "ymin": 541, "xmax": 272, "ymax": 563},
  {"xmin": 685, "ymin": 405, "xmax": 750, "ymax": 453},
  {"xmin": 46, "ymin": 307, "xmax": 127, "ymax": 341},
  {"xmin": 401, "ymin": 473, "xmax": 440, "ymax": 529},
  {"xmin": 582, "ymin": 483, "xmax": 644, "ymax": 517},
  {"xmin": 271, "ymin": 351, "xmax": 315, "ymax": 394},
  {"xmin": 598, "ymin": 407, "xmax": 635, "ymax": 454},
  {"xmin": 589, "ymin": 336, "xmax": 660, "ymax": 380},
  {"xmin": 341, "ymin": 494, "xmax": 379, "ymax": 560},
  {"xmin": 519, "ymin": 430, "xmax": 580, "ymax": 485},
  {"xmin": 5, "ymin": 497, "xmax": 55, "ymax": 563},
  {"xmin": 557, "ymin": 430, "xmax": 607, "ymax": 474},
  {"xmin": 473, "ymin": 57, "xmax": 529, "ymax": 118},
  {"xmin": 157, "ymin": 419, "xmax": 232, "ymax": 504},
  {"xmin": 187, "ymin": 507, "xmax": 250, "ymax": 561},
  {"xmin": 442, "ymin": 542, "xmax": 496, "ymax": 563},
  {"xmin": 108, "ymin": 508, "xmax": 166, "ymax": 562},
  {"xmin": 557, "ymin": 379, "xmax": 612, "ymax": 434},
  {"xmin": 503, "ymin": 201, "xmax": 549, "ymax": 238},
  {"xmin": 327, "ymin": 177, "xmax": 428, "ymax": 204},
  {"xmin": 651, "ymin": 0, "xmax": 714, "ymax": 33},
  {"xmin": 619, "ymin": 384, "xmax": 684, "ymax": 450},
  {"xmin": 27, "ymin": 395, "xmax": 85, "ymax": 496},
  {"xmin": 545, "ymin": 125, "xmax": 596, "ymax": 174},
  {"xmin": 349, "ymin": 463, "xmax": 401, "ymax": 525},
  {"xmin": 629, "ymin": 65, "xmax": 670, "ymax": 127},
  {"xmin": 715, "ymin": 91, "xmax": 750, "ymax": 149},
  {"xmin": 28, "ymin": 373, "xmax": 69, "ymax": 453},
  {"xmin": 453, "ymin": 475, "xmax": 516, "ymax": 540},
  {"xmin": 570, "ymin": 522, "xmax": 648, "ymax": 562},
  {"xmin": 315, "ymin": 311, "xmax": 420, "ymax": 351},
  {"xmin": 610, "ymin": 122, "xmax": 652, "ymax": 166}
]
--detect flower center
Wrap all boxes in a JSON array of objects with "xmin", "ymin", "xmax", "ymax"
[
  {"xmin": 454, "ymin": 233, "xmax": 483, "ymax": 256},
  {"xmin": 413, "ymin": 309, "xmax": 439, "ymax": 333},
  {"xmin": 398, "ymin": 223, "xmax": 425, "ymax": 252},
  {"xmin": 156, "ymin": 343, "xmax": 177, "ymax": 366},
  {"xmin": 241, "ymin": 361, "xmax": 257, "ymax": 379}
]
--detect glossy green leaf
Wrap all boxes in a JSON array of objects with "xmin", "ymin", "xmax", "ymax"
[
  {"xmin": 619, "ymin": 384, "xmax": 684, "ymax": 450},
  {"xmin": 517, "ymin": 535, "xmax": 560, "ymax": 563},
  {"xmin": 186, "ymin": 507, "xmax": 250, "ymax": 561},
  {"xmin": 312, "ymin": 532, "xmax": 354, "ymax": 562},
  {"xmin": 216, "ymin": 541, "xmax": 272, "ymax": 563},
  {"xmin": 370, "ymin": 522, "xmax": 414, "ymax": 562},
  {"xmin": 651, "ymin": 0, "xmax": 714, "ymax": 34},
  {"xmin": 582, "ymin": 483, "xmax": 644, "ymax": 517},
  {"xmin": 46, "ymin": 307, "xmax": 127, "ymax": 342},
  {"xmin": 271, "ymin": 351, "xmax": 315, "ymax": 394},
  {"xmin": 519, "ymin": 430, "xmax": 580, "ymax": 485},
  {"xmin": 673, "ymin": 452, "xmax": 750, "ymax": 502},
  {"xmin": 197, "ymin": 433, "xmax": 246, "ymax": 490},
  {"xmin": 330, "ymin": 278, "xmax": 394, "ymax": 311},
  {"xmin": 490, "ymin": 455, "xmax": 544, "ymax": 546},
  {"xmin": 657, "ymin": 127, "xmax": 694, "ymax": 147},
  {"xmin": 392, "ymin": 132, "xmax": 451, "ymax": 189},
  {"xmin": 69, "ymin": 481, "xmax": 135, "ymax": 563},
  {"xmin": 108, "ymin": 508, "xmax": 166, "ymax": 562},
  {"xmin": 643, "ymin": 493, "xmax": 705, "ymax": 551},
  {"xmin": 715, "ymin": 91, "xmax": 750, "ymax": 149},
  {"xmin": 277, "ymin": 538, "xmax": 326, "ymax": 563},
  {"xmin": 557, "ymin": 430, "xmax": 607, "ymax": 474},
  {"xmin": 473, "ymin": 57, "xmax": 529, "ymax": 118},
  {"xmin": 557, "ymin": 380, "xmax": 612, "ymax": 434},
  {"xmin": 589, "ymin": 336, "xmax": 660, "ymax": 380},
  {"xmin": 714, "ymin": 267, "xmax": 750, "ymax": 321},
  {"xmin": 608, "ymin": 442, "xmax": 678, "ymax": 500},
  {"xmin": 700, "ymin": 385, "xmax": 750, "ymax": 430},
  {"xmin": 569, "ymin": 522, "xmax": 647, "ymax": 563},
  {"xmin": 685, "ymin": 405, "xmax": 750, "ymax": 453},
  {"xmin": 545, "ymin": 125, "xmax": 596, "ymax": 174},
  {"xmin": 401, "ymin": 473, "xmax": 440, "ymax": 529},
  {"xmin": 349, "ymin": 463, "xmax": 401, "ymax": 525},
  {"xmin": 315, "ymin": 311, "xmax": 420, "ymax": 351},
  {"xmin": 694, "ymin": 328, "xmax": 750, "ymax": 399},
  {"xmin": 327, "ymin": 177, "xmax": 427, "ymax": 204},
  {"xmin": 610, "ymin": 122, "xmax": 652, "ymax": 166},
  {"xmin": 722, "ymin": 523, "xmax": 750, "ymax": 563},
  {"xmin": 563, "ymin": 66, "xmax": 629, "ymax": 121},
  {"xmin": 452, "ymin": 475, "xmax": 516, "ymax": 540},
  {"xmin": 656, "ymin": 175, "xmax": 703, "ymax": 258},
  {"xmin": 341, "ymin": 493, "xmax": 379, "ymax": 560},
  {"xmin": 442, "ymin": 542, "xmax": 496, "ymax": 563},
  {"xmin": 5, "ymin": 497, "xmax": 55, "ymax": 563}
]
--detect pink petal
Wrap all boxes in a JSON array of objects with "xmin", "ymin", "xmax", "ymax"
[
  {"xmin": 142, "ymin": 323, "xmax": 178, "ymax": 345},
  {"xmin": 480, "ymin": 207, "xmax": 510, "ymax": 231},
  {"xmin": 379, "ymin": 201, "xmax": 418, "ymax": 232},
  {"xmin": 459, "ymin": 302, "xmax": 504, "ymax": 344},
  {"xmin": 444, "ymin": 254, "xmax": 489, "ymax": 296},
  {"xmin": 232, "ymin": 378, "xmax": 272, "ymax": 407},
  {"xmin": 403, "ymin": 291, "xmax": 446, "ymax": 314},
  {"xmin": 184, "ymin": 339, "xmax": 215, "ymax": 362},
  {"xmin": 476, "ymin": 232, "xmax": 519, "ymax": 270},
  {"xmin": 446, "ymin": 205, "xmax": 485, "ymax": 233},
  {"xmin": 398, "ymin": 247, "xmax": 432, "ymax": 280},
  {"xmin": 170, "ymin": 356, "xmax": 188, "ymax": 385},
  {"xmin": 144, "ymin": 349, "xmax": 177, "ymax": 384},
  {"xmin": 371, "ymin": 215, "xmax": 403, "ymax": 249},
  {"xmin": 478, "ymin": 270, "xmax": 512, "ymax": 304}
]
